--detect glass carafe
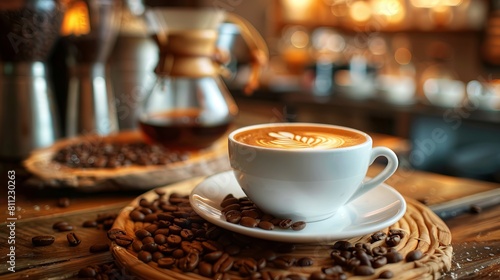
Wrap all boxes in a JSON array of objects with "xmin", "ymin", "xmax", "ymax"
[{"xmin": 140, "ymin": 8, "xmax": 267, "ymax": 150}]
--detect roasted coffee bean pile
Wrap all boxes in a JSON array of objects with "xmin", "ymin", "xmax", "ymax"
[
  {"xmin": 109, "ymin": 191, "xmax": 425, "ymax": 279},
  {"xmin": 53, "ymin": 141, "xmax": 190, "ymax": 168},
  {"xmin": 77, "ymin": 262, "xmax": 132, "ymax": 279},
  {"xmin": 220, "ymin": 194, "xmax": 307, "ymax": 231}
]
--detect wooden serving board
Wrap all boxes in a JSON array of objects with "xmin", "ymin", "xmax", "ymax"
[
  {"xmin": 111, "ymin": 177, "xmax": 453, "ymax": 280},
  {"xmin": 22, "ymin": 131, "xmax": 230, "ymax": 192}
]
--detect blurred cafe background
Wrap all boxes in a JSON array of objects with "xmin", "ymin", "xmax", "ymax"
[{"xmin": 1, "ymin": 0, "xmax": 500, "ymax": 182}]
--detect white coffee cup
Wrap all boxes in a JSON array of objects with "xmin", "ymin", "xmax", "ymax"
[{"xmin": 228, "ymin": 123, "xmax": 399, "ymax": 222}]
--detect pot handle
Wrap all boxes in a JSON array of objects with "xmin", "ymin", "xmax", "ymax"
[{"xmin": 225, "ymin": 13, "xmax": 269, "ymax": 95}]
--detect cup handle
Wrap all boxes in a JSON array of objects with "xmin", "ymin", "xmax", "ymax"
[{"xmin": 347, "ymin": 146, "xmax": 399, "ymax": 203}]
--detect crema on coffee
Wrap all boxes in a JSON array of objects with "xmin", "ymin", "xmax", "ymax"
[{"xmin": 234, "ymin": 125, "xmax": 366, "ymax": 149}]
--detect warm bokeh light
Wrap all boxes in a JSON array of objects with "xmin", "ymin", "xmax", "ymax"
[
  {"xmin": 290, "ymin": 30, "xmax": 310, "ymax": 48},
  {"xmin": 410, "ymin": 0, "xmax": 462, "ymax": 8},
  {"xmin": 350, "ymin": 1, "xmax": 372, "ymax": 23},
  {"xmin": 371, "ymin": 0, "xmax": 406, "ymax": 24},
  {"xmin": 394, "ymin": 47, "xmax": 412, "ymax": 65},
  {"xmin": 60, "ymin": 1, "xmax": 91, "ymax": 36}
]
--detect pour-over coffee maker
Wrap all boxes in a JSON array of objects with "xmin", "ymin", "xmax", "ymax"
[
  {"xmin": 140, "ymin": 8, "xmax": 267, "ymax": 150},
  {"xmin": 0, "ymin": 1, "xmax": 64, "ymax": 160}
]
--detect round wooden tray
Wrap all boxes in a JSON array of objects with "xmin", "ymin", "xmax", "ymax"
[
  {"xmin": 23, "ymin": 131, "xmax": 230, "ymax": 191},
  {"xmin": 111, "ymin": 177, "xmax": 453, "ymax": 280}
]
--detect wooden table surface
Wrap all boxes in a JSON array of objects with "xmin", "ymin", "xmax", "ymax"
[{"xmin": 0, "ymin": 116, "xmax": 499, "ymax": 279}]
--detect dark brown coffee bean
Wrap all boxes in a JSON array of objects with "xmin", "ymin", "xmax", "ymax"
[
  {"xmin": 346, "ymin": 257, "xmax": 361, "ymax": 270},
  {"xmin": 224, "ymin": 210, "xmax": 242, "ymax": 224},
  {"xmin": 142, "ymin": 242, "xmax": 158, "ymax": 252},
  {"xmin": 154, "ymin": 234, "xmax": 167, "ymax": 245},
  {"xmin": 385, "ymin": 251, "xmax": 403, "ymax": 263},
  {"xmin": 406, "ymin": 249, "xmax": 423, "ymax": 262},
  {"xmin": 204, "ymin": 251, "xmax": 224, "ymax": 263},
  {"xmin": 274, "ymin": 243, "xmax": 296, "ymax": 253},
  {"xmin": 67, "ymin": 232, "xmax": 81, "ymax": 246},
  {"xmin": 82, "ymin": 220, "xmax": 98, "ymax": 228},
  {"xmin": 257, "ymin": 249, "xmax": 277, "ymax": 261},
  {"xmin": 282, "ymin": 274, "xmax": 307, "ymax": 280},
  {"xmin": 389, "ymin": 229, "xmax": 405, "ymax": 238},
  {"xmin": 356, "ymin": 251, "xmax": 371, "ymax": 266},
  {"xmin": 32, "ymin": 235, "xmax": 55, "ymax": 246},
  {"xmin": 107, "ymin": 228, "xmax": 126, "ymax": 240},
  {"xmin": 297, "ymin": 257, "xmax": 314, "ymax": 266},
  {"xmin": 220, "ymin": 197, "xmax": 239, "ymax": 208},
  {"xmin": 241, "ymin": 209, "xmax": 260, "ymax": 219},
  {"xmin": 257, "ymin": 221, "xmax": 274, "ymax": 230},
  {"xmin": 213, "ymin": 253, "xmax": 233, "ymax": 273},
  {"xmin": 278, "ymin": 219, "xmax": 293, "ymax": 229},
  {"xmin": 273, "ymin": 256, "xmax": 296, "ymax": 269},
  {"xmin": 202, "ymin": 240, "xmax": 222, "ymax": 252},
  {"xmin": 132, "ymin": 240, "xmax": 143, "ymax": 252},
  {"xmin": 291, "ymin": 221, "xmax": 306, "ymax": 231},
  {"xmin": 198, "ymin": 261, "xmax": 214, "ymax": 277},
  {"xmin": 224, "ymin": 244, "xmax": 241, "ymax": 256},
  {"xmin": 181, "ymin": 240, "xmax": 203, "ymax": 254},
  {"xmin": 239, "ymin": 216, "xmax": 258, "ymax": 228},
  {"xmin": 57, "ymin": 197, "xmax": 71, "ymax": 208},
  {"xmin": 354, "ymin": 265, "xmax": 375, "ymax": 276},
  {"xmin": 370, "ymin": 231, "xmax": 387, "ymax": 243},
  {"xmin": 129, "ymin": 210, "xmax": 145, "ymax": 221},
  {"xmin": 89, "ymin": 243, "xmax": 110, "ymax": 253},
  {"xmin": 144, "ymin": 224, "xmax": 159, "ymax": 234},
  {"xmin": 332, "ymin": 240, "xmax": 353, "ymax": 251},
  {"xmin": 138, "ymin": 251, "xmax": 152, "ymax": 263},
  {"xmin": 152, "ymin": 251, "xmax": 165, "ymax": 262},
  {"xmin": 115, "ymin": 234, "xmax": 134, "ymax": 247},
  {"xmin": 168, "ymin": 248, "xmax": 183, "ymax": 259},
  {"xmin": 372, "ymin": 246, "xmax": 388, "ymax": 256},
  {"xmin": 157, "ymin": 257, "xmax": 176, "ymax": 268},
  {"xmin": 167, "ymin": 234, "xmax": 182, "ymax": 246},
  {"xmin": 222, "ymin": 203, "xmax": 240, "ymax": 214},
  {"xmin": 52, "ymin": 221, "xmax": 69, "ymax": 230},
  {"xmin": 169, "ymin": 225, "xmax": 183, "ymax": 235},
  {"xmin": 178, "ymin": 251, "xmax": 199, "ymax": 272},
  {"xmin": 57, "ymin": 225, "xmax": 74, "ymax": 232},
  {"xmin": 310, "ymin": 271, "xmax": 327, "ymax": 280},
  {"xmin": 379, "ymin": 270, "xmax": 394, "ymax": 279},
  {"xmin": 180, "ymin": 229, "xmax": 194, "ymax": 240},
  {"xmin": 157, "ymin": 212, "xmax": 175, "ymax": 221},
  {"xmin": 385, "ymin": 235, "xmax": 401, "ymax": 247},
  {"xmin": 78, "ymin": 267, "xmax": 96, "ymax": 278},
  {"xmin": 142, "ymin": 236, "xmax": 155, "ymax": 245},
  {"xmin": 135, "ymin": 229, "xmax": 152, "ymax": 239},
  {"xmin": 322, "ymin": 265, "xmax": 343, "ymax": 275},
  {"xmin": 372, "ymin": 255, "xmax": 387, "ymax": 268}
]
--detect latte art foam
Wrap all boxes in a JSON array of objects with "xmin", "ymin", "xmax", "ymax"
[
  {"xmin": 234, "ymin": 125, "xmax": 367, "ymax": 150},
  {"xmin": 257, "ymin": 131, "xmax": 346, "ymax": 149}
]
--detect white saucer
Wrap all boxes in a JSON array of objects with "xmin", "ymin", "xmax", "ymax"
[{"xmin": 189, "ymin": 171, "xmax": 406, "ymax": 243}]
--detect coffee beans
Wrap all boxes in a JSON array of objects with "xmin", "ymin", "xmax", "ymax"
[
  {"xmin": 32, "ymin": 235, "xmax": 55, "ymax": 246},
  {"xmin": 108, "ymin": 190, "xmax": 418, "ymax": 279},
  {"xmin": 89, "ymin": 243, "xmax": 110, "ymax": 253},
  {"xmin": 220, "ymin": 194, "xmax": 306, "ymax": 232},
  {"xmin": 406, "ymin": 249, "xmax": 424, "ymax": 262},
  {"xmin": 53, "ymin": 141, "xmax": 190, "ymax": 168},
  {"xmin": 67, "ymin": 232, "xmax": 81, "ymax": 246}
]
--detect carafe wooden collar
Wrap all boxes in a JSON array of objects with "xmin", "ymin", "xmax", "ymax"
[{"xmin": 155, "ymin": 30, "xmax": 219, "ymax": 78}]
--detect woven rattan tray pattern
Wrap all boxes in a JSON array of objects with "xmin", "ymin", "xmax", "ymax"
[{"xmin": 111, "ymin": 177, "xmax": 452, "ymax": 279}]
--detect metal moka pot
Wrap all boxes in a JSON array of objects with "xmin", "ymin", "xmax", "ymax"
[{"xmin": 0, "ymin": 0, "xmax": 64, "ymax": 160}]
